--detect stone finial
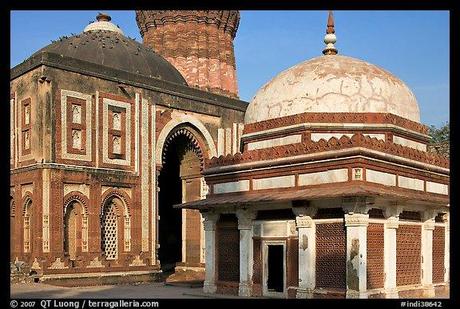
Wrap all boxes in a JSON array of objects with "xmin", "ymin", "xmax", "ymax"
[
  {"xmin": 96, "ymin": 12, "xmax": 111, "ymax": 22},
  {"xmin": 322, "ymin": 11, "xmax": 338, "ymax": 55}
]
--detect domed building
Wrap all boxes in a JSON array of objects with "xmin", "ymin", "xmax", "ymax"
[
  {"xmin": 10, "ymin": 12, "xmax": 247, "ymax": 284},
  {"xmin": 179, "ymin": 12, "xmax": 449, "ymax": 298}
]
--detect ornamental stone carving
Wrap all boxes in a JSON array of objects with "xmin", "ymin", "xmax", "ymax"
[
  {"xmin": 295, "ymin": 216, "xmax": 314, "ymax": 229},
  {"xmin": 206, "ymin": 132, "xmax": 448, "ymax": 169},
  {"xmin": 72, "ymin": 104, "xmax": 81, "ymax": 124},
  {"xmin": 87, "ymin": 256, "xmax": 104, "ymax": 268},
  {"xmin": 344, "ymin": 213, "xmax": 369, "ymax": 227},
  {"xmin": 129, "ymin": 255, "xmax": 146, "ymax": 267},
  {"xmin": 236, "ymin": 209, "xmax": 257, "ymax": 230},
  {"xmin": 202, "ymin": 211, "xmax": 220, "ymax": 231},
  {"xmin": 48, "ymin": 258, "xmax": 68, "ymax": 269}
]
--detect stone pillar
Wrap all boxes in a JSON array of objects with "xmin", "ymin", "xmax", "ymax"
[
  {"xmin": 236, "ymin": 209, "xmax": 257, "ymax": 297},
  {"xmin": 202, "ymin": 211, "xmax": 220, "ymax": 294},
  {"xmin": 293, "ymin": 206, "xmax": 317, "ymax": 298},
  {"xmin": 344, "ymin": 212, "xmax": 369, "ymax": 298},
  {"xmin": 383, "ymin": 207, "xmax": 402, "ymax": 298},
  {"xmin": 444, "ymin": 213, "xmax": 449, "ymax": 283},
  {"xmin": 421, "ymin": 210, "xmax": 436, "ymax": 297}
]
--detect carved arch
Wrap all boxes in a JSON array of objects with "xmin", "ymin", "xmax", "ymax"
[{"xmin": 155, "ymin": 115, "xmax": 217, "ymax": 166}]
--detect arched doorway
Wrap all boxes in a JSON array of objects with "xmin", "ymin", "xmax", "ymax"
[
  {"xmin": 64, "ymin": 201, "xmax": 83, "ymax": 262},
  {"xmin": 22, "ymin": 198, "xmax": 32, "ymax": 254},
  {"xmin": 158, "ymin": 126, "xmax": 204, "ymax": 274},
  {"xmin": 10, "ymin": 197, "xmax": 15, "ymax": 256}
]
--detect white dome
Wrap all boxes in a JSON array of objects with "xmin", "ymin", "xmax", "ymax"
[
  {"xmin": 83, "ymin": 13, "xmax": 124, "ymax": 35},
  {"xmin": 245, "ymin": 55, "xmax": 420, "ymax": 124}
]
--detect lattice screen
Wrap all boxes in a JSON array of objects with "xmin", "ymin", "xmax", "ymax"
[
  {"xmin": 315, "ymin": 222, "xmax": 346, "ymax": 289},
  {"xmin": 396, "ymin": 224, "xmax": 421, "ymax": 286},
  {"xmin": 217, "ymin": 217, "xmax": 239, "ymax": 282},
  {"xmin": 101, "ymin": 201, "xmax": 118, "ymax": 260},
  {"xmin": 432, "ymin": 226, "xmax": 445, "ymax": 283},
  {"xmin": 367, "ymin": 223, "xmax": 384, "ymax": 289}
]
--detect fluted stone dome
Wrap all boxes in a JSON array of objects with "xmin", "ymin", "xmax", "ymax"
[
  {"xmin": 245, "ymin": 55, "xmax": 420, "ymax": 124},
  {"xmin": 31, "ymin": 13, "xmax": 187, "ymax": 85}
]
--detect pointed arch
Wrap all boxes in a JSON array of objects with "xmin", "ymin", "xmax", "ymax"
[
  {"xmin": 100, "ymin": 190, "xmax": 132, "ymax": 259},
  {"xmin": 155, "ymin": 115, "xmax": 217, "ymax": 166}
]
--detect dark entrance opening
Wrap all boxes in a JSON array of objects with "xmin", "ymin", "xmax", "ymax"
[
  {"xmin": 267, "ymin": 245, "xmax": 284, "ymax": 292},
  {"xmin": 158, "ymin": 136, "xmax": 184, "ymax": 274},
  {"xmin": 158, "ymin": 131, "xmax": 202, "ymax": 275}
]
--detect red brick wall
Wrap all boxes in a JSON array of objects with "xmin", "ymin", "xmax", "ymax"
[
  {"xmin": 396, "ymin": 224, "xmax": 421, "ymax": 286},
  {"xmin": 139, "ymin": 11, "xmax": 239, "ymax": 98},
  {"xmin": 367, "ymin": 223, "xmax": 384, "ymax": 289},
  {"xmin": 315, "ymin": 222, "xmax": 346, "ymax": 289},
  {"xmin": 432, "ymin": 226, "xmax": 445, "ymax": 283}
]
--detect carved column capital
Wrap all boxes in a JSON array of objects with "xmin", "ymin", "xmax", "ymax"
[
  {"xmin": 341, "ymin": 196, "xmax": 373, "ymax": 214},
  {"xmin": 292, "ymin": 205, "xmax": 317, "ymax": 218},
  {"xmin": 383, "ymin": 205, "xmax": 404, "ymax": 219},
  {"xmin": 385, "ymin": 216, "xmax": 400, "ymax": 229},
  {"xmin": 236, "ymin": 209, "xmax": 257, "ymax": 230},
  {"xmin": 344, "ymin": 213, "xmax": 369, "ymax": 227},
  {"xmin": 201, "ymin": 211, "xmax": 220, "ymax": 231},
  {"xmin": 295, "ymin": 216, "xmax": 314, "ymax": 229}
]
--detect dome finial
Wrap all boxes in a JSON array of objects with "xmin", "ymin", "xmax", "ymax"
[
  {"xmin": 83, "ymin": 12, "xmax": 124, "ymax": 35},
  {"xmin": 96, "ymin": 12, "xmax": 111, "ymax": 22},
  {"xmin": 323, "ymin": 10, "xmax": 338, "ymax": 55}
]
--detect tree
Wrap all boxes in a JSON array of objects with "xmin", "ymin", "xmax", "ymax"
[{"xmin": 427, "ymin": 122, "xmax": 449, "ymax": 157}]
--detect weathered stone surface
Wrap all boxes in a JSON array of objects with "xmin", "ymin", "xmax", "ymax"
[{"xmin": 245, "ymin": 55, "xmax": 420, "ymax": 124}]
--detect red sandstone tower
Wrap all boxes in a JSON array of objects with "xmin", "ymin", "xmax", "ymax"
[{"xmin": 136, "ymin": 10, "xmax": 240, "ymax": 98}]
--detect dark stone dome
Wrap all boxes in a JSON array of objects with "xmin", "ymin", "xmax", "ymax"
[{"xmin": 32, "ymin": 29, "xmax": 187, "ymax": 85}]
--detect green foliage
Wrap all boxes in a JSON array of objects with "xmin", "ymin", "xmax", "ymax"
[{"xmin": 428, "ymin": 122, "xmax": 449, "ymax": 144}]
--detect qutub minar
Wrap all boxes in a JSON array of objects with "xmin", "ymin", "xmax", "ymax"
[{"xmin": 10, "ymin": 11, "xmax": 449, "ymax": 298}]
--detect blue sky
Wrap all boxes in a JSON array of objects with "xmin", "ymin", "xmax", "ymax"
[{"xmin": 11, "ymin": 10, "xmax": 449, "ymax": 127}]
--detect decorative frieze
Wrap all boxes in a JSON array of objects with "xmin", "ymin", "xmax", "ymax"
[
  {"xmin": 207, "ymin": 133, "xmax": 448, "ymax": 169},
  {"xmin": 243, "ymin": 112, "xmax": 429, "ymax": 136},
  {"xmin": 247, "ymin": 134, "xmax": 301, "ymax": 151},
  {"xmin": 393, "ymin": 135, "xmax": 427, "ymax": 151}
]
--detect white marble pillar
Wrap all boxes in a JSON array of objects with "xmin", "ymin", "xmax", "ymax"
[
  {"xmin": 344, "ymin": 212, "xmax": 369, "ymax": 298},
  {"xmin": 383, "ymin": 207, "xmax": 402, "ymax": 298},
  {"xmin": 236, "ymin": 209, "xmax": 257, "ymax": 297},
  {"xmin": 293, "ymin": 206, "xmax": 317, "ymax": 298},
  {"xmin": 421, "ymin": 211, "xmax": 436, "ymax": 297},
  {"xmin": 202, "ymin": 212, "xmax": 220, "ymax": 294}
]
